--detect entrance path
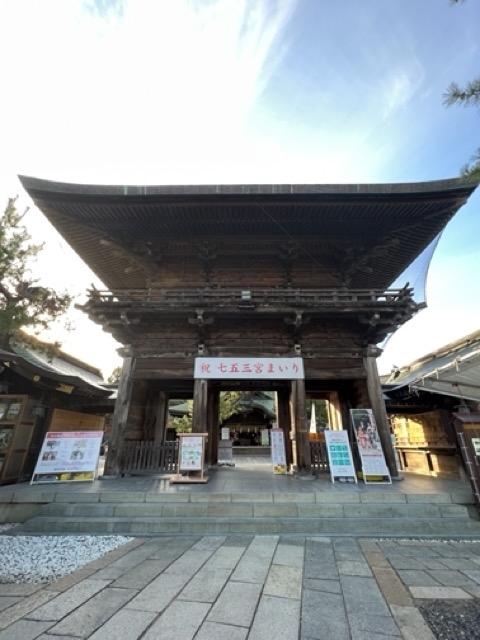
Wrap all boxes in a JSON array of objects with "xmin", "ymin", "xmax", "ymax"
[
  {"xmin": 1, "ymin": 463, "xmax": 479, "ymax": 638},
  {"xmin": 1, "ymin": 533, "xmax": 480, "ymax": 639}
]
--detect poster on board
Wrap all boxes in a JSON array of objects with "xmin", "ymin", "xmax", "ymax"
[
  {"xmin": 350, "ymin": 409, "xmax": 391, "ymax": 484},
  {"xmin": 270, "ymin": 427, "xmax": 287, "ymax": 474},
  {"xmin": 31, "ymin": 431, "xmax": 103, "ymax": 484},
  {"xmin": 324, "ymin": 430, "xmax": 357, "ymax": 484}
]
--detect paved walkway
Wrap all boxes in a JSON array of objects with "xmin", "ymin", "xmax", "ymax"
[
  {"xmin": 1, "ymin": 462, "xmax": 479, "ymax": 638},
  {"xmin": 1, "ymin": 533, "xmax": 480, "ymax": 639}
]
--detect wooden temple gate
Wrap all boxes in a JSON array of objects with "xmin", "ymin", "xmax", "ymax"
[{"xmin": 19, "ymin": 177, "xmax": 478, "ymax": 479}]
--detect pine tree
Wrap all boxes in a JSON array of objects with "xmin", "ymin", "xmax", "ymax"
[
  {"xmin": 0, "ymin": 197, "xmax": 72, "ymax": 349},
  {"xmin": 444, "ymin": 1, "xmax": 480, "ymax": 181}
]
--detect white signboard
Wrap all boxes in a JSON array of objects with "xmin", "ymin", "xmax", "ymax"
[
  {"xmin": 270, "ymin": 428, "xmax": 287, "ymax": 474},
  {"xmin": 179, "ymin": 434, "xmax": 205, "ymax": 471},
  {"xmin": 31, "ymin": 431, "xmax": 103, "ymax": 484},
  {"xmin": 194, "ymin": 357, "xmax": 304, "ymax": 379},
  {"xmin": 325, "ymin": 430, "xmax": 357, "ymax": 484},
  {"xmin": 350, "ymin": 409, "xmax": 391, "ymax": 484}
]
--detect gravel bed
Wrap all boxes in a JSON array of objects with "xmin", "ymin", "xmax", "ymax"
[
  {"xmin": 419, "ymin": 600, "xmax": 480, "ymax": 640},
  {"xmin": 0, "ymin": 524, "xmax": 133, "ymax": 584}
]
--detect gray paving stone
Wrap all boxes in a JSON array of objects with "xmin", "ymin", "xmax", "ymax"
[
  {"xmin": 207, "ymin": 581, "xmax": 262, "ymax": 627},
  {"xmin": 410, "ymin": 585, "xmax": 473, "ymax": 599},
  {"xmin": 249, "ymin": 595, "xmax": 300, "ymax": 640},
  {"xmin": 164, "ymin": 549, "xmax": 214, "ymax": 575},
  {"xmin": 347, "ymin": 611, "xmax": 401, "ymax": 637},
  {"xmin": 301, "ymin": 588, "xmax": 350, "ymax": 640},
  {"xmin": 273, "ymin": 542, "xmax": 304, "ymax": 567},
  {"xmin": 303, "ymin": 578, "xmax": 342, "ymax": 594},
  {"xmin": 396, "ymin": 570, "xmax": 442, "ymax": 587},
  {"xmin": 341, "ymin": 576, "xmax": 390, "ymax": 617},
  {"xmin": 463, "ymin": 569, "xmax": 480, "ymax": 584},
  {"xmin": 0, "ymin": 589, "xmax": 59, "ymax": 631},
  {"xmin": 195, "ymin": 621, "xmax": 248, "ymax": 640},
  {"xmin": 0, "ymin": 584, "xmax": 40, "ymax": 597},
  {"xmin": 142, "ymin": 601, "xmax": 210, "ymax": 640},
  {"xmin": 390, "ymin": 604, "xmax": 437, "ymax": 640},
  {"xmin": 47, "ymin": 587, "xmax": 137, "ymax": 638},
  {"xmin": 427, "ymin": 569, "xmax": 479, "ymax": 587},
  {"xmin": 27, "ymin": 578, "xmax": 111, "ymax": 621},
  {"xmin": 178, "ymin": 567, "xmax": 232, "ymax": 602},
  {"xmin": 304, "ymin": 539, "xmax": 337, "ymax": 580},
  {"xmin": 230, "ymin": 537, "xmax": 278, "ymax": 584},
  {"xmin": 110, "ymin": 558, "xmax": 171, "ymax": 589},
  {"xmin": 0, "ymin": 619, "xmax": 52, "ymax": 640},
  {"xmin": 337, "ymin": 560, "xmax": 372, "ymax": 577},
  {"xmin": 264, "ymin": 565, "xmax": 302, "ymax": 599},
  {"xmin": 126, "ymin": 572, "xmax": 191, "ymax": 612},
  {"xmin": 207, "ymin": 545, "xmax": 245, "ymax": 569},
  {"xmin": 0, "ymin": 597, "xmax": 22, "ymax": 612},
  {"xmin": 88, "ymin": 609, "xmax": 157, "ymax": 640}
]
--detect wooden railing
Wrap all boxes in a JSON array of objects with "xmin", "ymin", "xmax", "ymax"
[
  {"xmin": 88, "ymin": 287, "xmax": 414, "ymax": 308},
  {"xmin": 120, "ymin": 441, "xmax": 178, "ymax": 475}
]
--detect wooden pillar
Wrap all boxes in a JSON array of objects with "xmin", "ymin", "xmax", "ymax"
[
  {"xmin": 153, "ymin": 391, "xmax": 169, "ymax": 443},
  {"xmin": 192, "ymin": 378, "xmax": 208, "ymax": 433},
  {"xmin": 291, "ymin": 379, "xmax": 311, "ymax": 473},
  {"xmin": 204, "ymin": 386, "xmax": 218, "ymax": 466},
  {"xmin": 364, "ymin": 345, "xmax": 400, "ymax": 478},
  {"xmin": 276, "ymin": 389, "xmax": 293, "ymax": 468},
  {"xmin": 104, "ymin": 356, "xmax": 135, "ymax": 476}
]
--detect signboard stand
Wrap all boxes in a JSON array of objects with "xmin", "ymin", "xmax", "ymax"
[
  {"xmin": 350, "ymin": 409, "xmax": 391, "ymax": 484},
  {"xmin": 270, "ymin": 427, "xmax": 287, "ymax": 474},
  {"xmin": 31, "ymin": 431, "xmax": 103, "ymax": 484},
  {"xmin": 218, "ymin": 440, "xmax": 235, "ymax": 467},
  {"xmin": 324, "ymin": 430, "xmax": 357, "ymax": 484},
  {"xmin": 170, "ymin": 432, "xmax": 209, "ymax": 484}
]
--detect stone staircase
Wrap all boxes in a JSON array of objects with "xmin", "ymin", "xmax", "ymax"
[{"xmin": 11, "ymin": 489, "xmax": 480, "ymax": 538}]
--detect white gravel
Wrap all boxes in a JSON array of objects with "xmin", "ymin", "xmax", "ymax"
[{"xmin": 0, "ymin": 524, "xmax": 133, "ymax": 584}]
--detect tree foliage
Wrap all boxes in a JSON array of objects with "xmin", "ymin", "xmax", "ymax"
[
  {"xmin": 444, "ymin": 1, "xmax": 480, "ymax": 181},
  {"xmin": 107, "ymin": 365, "xmax": 122, "ymax": 383},
  {"xmin": 0, "ymin": 197, "xmax": 73, "ymax": 345}
]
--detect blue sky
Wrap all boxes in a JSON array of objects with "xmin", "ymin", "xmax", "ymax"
[{"xmin": 0, "ymin": 0, "xmax": 479, "ymax": 377}]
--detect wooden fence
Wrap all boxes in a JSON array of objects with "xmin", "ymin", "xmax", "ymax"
[
  {"xmin": 310, "ymin": 441, "xmax": 330, "ymax": 474},
  {"xmin": 120, "ymin": 441, "xmax": 178, "ymax": 475}
]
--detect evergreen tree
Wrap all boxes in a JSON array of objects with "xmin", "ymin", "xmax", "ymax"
[
  {"xmin": 444, "ymin": 0, "xmax": 480, "ymax": 181},
  {"xmin": 0, "ymin": 197, "xmax": 72, "ymax": 348}
]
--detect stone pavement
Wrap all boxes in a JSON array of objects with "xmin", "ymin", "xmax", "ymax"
[{"xmin": 2, "ymin": 534, "xmax": 480, "ymax": 639}]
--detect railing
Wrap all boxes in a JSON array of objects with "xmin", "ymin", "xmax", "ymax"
[
  {"xmin": 310, "ymin": 441, "xmax": 330, "ymax": 474},
  {"xmin": 88, "ymin": 287, "xmax": 414, "ymax": 308},
  {"xmin": 120, "ymin": 440, "xmax": 178, "ymax": 475}
]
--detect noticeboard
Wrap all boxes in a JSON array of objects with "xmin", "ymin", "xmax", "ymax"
[
  {"xmin": 324, "ymin": 430, "xmax": 357, "ymax": 484},
  {"xmin": 170, "ymin": 432, "xmax": 209, "ymax": 484},
  {"xmin": 270, "ymin": 428, "xmax": 287, "ymax": 474},
  {"xmin": 31, "ymin": 431, "xmax": 103, "ymax": 484},
  {"xmin": 350, "ymin": 409, "xmax": 391, "ymax": 484}
]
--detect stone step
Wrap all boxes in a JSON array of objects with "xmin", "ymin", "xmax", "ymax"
[
  {"xmin": 15, "ymin": 514, "xmax": 480, "ymax": 537},
  {"xmin": 36, "ymin": 500, "xmax": 475, "ymax": 520}
]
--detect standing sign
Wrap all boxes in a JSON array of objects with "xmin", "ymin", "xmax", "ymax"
[
  {"xmin": 170, "ymin": 433, "xmax": 209, "ymax": 484},
  {"xmin": 31, "ymin": 431, "xmax": 103, "ymax": 484},
  {"xmin": 324, "ymin": 430, "xmax": 357, "ymax": 484},
  {"xmin": 350, "ymin": 409, "xmax": 391, "ymax": 484},
  {"xmin": 270, "ymin": 427, "xmax": 287, "ymax": 474}
]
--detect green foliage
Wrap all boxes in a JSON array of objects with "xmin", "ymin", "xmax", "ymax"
[
  {"xmin": 0, "ymin": 197, "xmax": 73, "ymax": 343},
  {"xmin": 107, "ymin": 365, "xmax": 122, "ymax": 383},
  {"xmin": 170, "ymin": 391, "xmax": 244, "ymax": 434},
  {"xmin": 444, "ymin": 3, "xmax": 480, "ymax": 181}
]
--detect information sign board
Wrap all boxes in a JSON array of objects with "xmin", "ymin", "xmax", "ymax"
[
  {"xmin": 324, "ymin": 430, "xmax": 357, "ymax": 484},
  {"xmin": 350, "ymin": 409, "xmax": 391, "ymax": 484},
  {"xmin": 270, "ymin": 428, "xmax": 287, "ymax": 474},
  {"xmin": 31, "ymin": 431, "xmax": 103, "ymax": 484}
]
